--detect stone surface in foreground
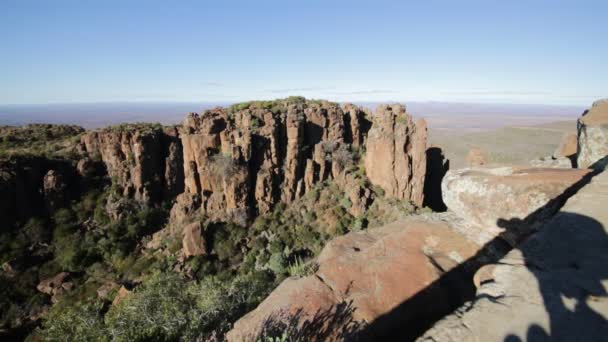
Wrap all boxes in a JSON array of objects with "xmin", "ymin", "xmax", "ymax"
[
  {"xmin": 226, "ymin": 219, "xmax": 480, "ymax": 341},
  {"xmin": 442, "ymin": 166, "xmax": 591, "ymax": 245},
  {"xmin": 418, "ymin": 171, "xmax": 608, "ymax": 342}
]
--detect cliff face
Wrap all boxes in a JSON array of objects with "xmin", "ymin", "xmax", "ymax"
[
  {"xmin": 80, "ymin": 124, "xmax": 184, "ymax": 204},
  {"xmin": 173, "ymin": 99, "xmax": 427, "ymax": 224},
  {"xmin": 0, "ymin": 99, "xmax": 430, "ymax": 237},
  {"xmin": 577, "ymin": 98, "xmax": 608, "ymax": 169},
  {"xmin": 364, "ymin": 104, "xmax": 427, "ymax": 207}
]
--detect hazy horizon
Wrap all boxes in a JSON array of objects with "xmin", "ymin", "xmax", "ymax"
[{"xmin": 0, "ymin": 100, "xmax": 586, "ymax": 131}]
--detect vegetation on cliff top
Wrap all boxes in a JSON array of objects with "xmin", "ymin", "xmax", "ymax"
[{"xmin": 0, "ymin": 124, "xmax": 84, "ymax": 159}]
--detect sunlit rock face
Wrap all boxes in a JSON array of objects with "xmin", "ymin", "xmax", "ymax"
[{"xmin": 577, "ymin": 99, "xmax": 608, "ymax": 169}]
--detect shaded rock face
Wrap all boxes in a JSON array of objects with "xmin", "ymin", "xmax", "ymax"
[
  {"xmin": 175, "ymin": 100, "xmax": 396, "ymax": 224},
  {"xmin": 81, "ymin": 125, "xmax": 184, "ymax": 204},
  {"xmin": 0, "ymin": 157, "xmax": 77, "ymax": 230},
  {"xmin": 37, "ymin": 272, "xmax": 72, "ymax": 304},
  {"xmin": 442, "ymin": 166, "xmax": 591, "ymax": 245},
  {"xmin": 577, "ymin": 99, "xmax": 608, "ymax": 169},
  {"xmin": 43, "ymin": 170, "xmax": 67, "ymax": 212},
  {"xmin": 226, "ymin": 218, "xmax": 480, "ymax": 341},
  {"xmin": 364, "ymin": 104, "xmax": 427, "ymax": 207}
]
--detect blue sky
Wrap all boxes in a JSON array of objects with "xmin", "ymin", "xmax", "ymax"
[{"xmin": 1, "ymin": 0, "xmax": 606, "ymax": 105}]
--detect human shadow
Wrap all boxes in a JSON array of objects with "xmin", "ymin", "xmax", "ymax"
[
  {"xmin": 501, "ymin": 210, "xmax": 608, "ymax": 341},
  {"xmin": 422, "ymin": 147, "xmax": 449, "ymax": 212},
  {"xmin": 353, "ymin": 165, "xmax": 605, "ymax": 341}
]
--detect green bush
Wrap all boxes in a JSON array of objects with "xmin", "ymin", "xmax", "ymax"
[
  {"xmin": 32, "ymin": 271, "xmax": 275, "ymax": 341},
  {"xmin": 38, "ymin": 299, "xmax": 107, "ymax": 342}
]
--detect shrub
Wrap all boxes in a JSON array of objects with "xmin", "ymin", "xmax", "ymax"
[
  {"xmin": 38, "ymin": 299, "xmax": 107, "ymax": 342},
  {"xmin": 287, "ymin": 257, "xmax": 318, "ymax": 278},
  {"xmin": 210, "ymin": 153, "xmax": 240, "ymax": 180}
]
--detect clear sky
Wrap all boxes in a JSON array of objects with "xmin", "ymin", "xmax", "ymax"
[{"xmin": 1, "ymin": 0, "xmax": 606, "ymax": 105}]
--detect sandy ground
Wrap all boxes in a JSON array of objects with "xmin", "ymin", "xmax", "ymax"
[
  {"xmin": 429, "ymin": 120, "xmax": 576, "ymax": 169},
  {"xmin": 0, "ymin": 101, "xmax": 585, "ymax": 169}
]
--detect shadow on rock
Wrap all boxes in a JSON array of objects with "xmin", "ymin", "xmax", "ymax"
[
  {"xmin": 500, "ymin": 212, "xmax": 608, "ymax": 342},
  {"xmin": 357, "ymin": 165, "xmax": 604, "ymax": 341},
  {"xmin": 256, "ymin": 300, "xmax": 367, "ymax": 341}
]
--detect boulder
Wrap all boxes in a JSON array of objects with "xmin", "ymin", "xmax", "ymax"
[
  {"xmin": 577, "ymin": 99, "xmax": 608, "ymax": 169},
  {"xmin": 37, "ymin": 272, "xmax": 72, "ymax": 303},
  {"xmin": 553, "ymin": 132, "xmax": 577, "ymax": 159},
  {"xmin": 182, "ymin": 221, "xmax": 207, "ymax": 257},
  {"xmin": 97, "ymin": 282, "xmax": 119, "ymax": 300},
  {"xmin": 112, "ymin": 286, "xmax": 131, "ymax": 306},
  {"xmin": 37, "ymin": 272, "xmax": 70, "ymax": 295},
  {"xmin": 227, "ymin": 218, "xmax": 480, "ymax": 341},
  {"xmin": 43, "ymin": 169, "xmax": 67, "ymax": 211},
  {"xmin": 442, "ymin": 166, "xmax": 591, "ymax": 245},
  {"xmin": 364, "ymin": 104, "xmax": 428, "ymax": 207}
]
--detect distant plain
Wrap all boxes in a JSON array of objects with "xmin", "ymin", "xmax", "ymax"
[{"xmin": 0, "ymin": 101, "xmax": 584, "ymax": 169}]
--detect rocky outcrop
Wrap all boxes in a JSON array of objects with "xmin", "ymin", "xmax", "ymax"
[
  {"xmin": 577, "ymin": 99, "xmax": 608, "ymax": 169},
  {"xmin": 554, "ymin": 132, "xmax": 578, "ymax": 159},
  {"xmin": 0, "ymin": 157, "xmax": 77, "ymax": 230},
  {"xmin": 364, "ymin": 104, "xmax": 427, "ymax": 207},
  {"xmin": 80, "ymin": 124, "xmax": 184, "ymax": 204},
  {"xmin": 174, "ymin": 99, "xmax": 414, "ymax": 225},
  {"xmin": 112, "ymin": 286, "xmax": 131, "ymax": 306},
  {"xmin": 228, "ymin": 161, "xmax": 598, "ymax": 341},
  {"xmin": 442, "ymin": 166, "xmax": 591, "ymax": 245},
  {"xmin": 43, "ymin": 170, "xmax": 67, "ymax": 212},
  {"xmin": 227, "ymin": 218, "xmax": 481, "ymax": 341},
  {"xmin": 37, "ymin": 272, "xmax": 73, "ymax": 303},
  {"xmin": 418, "ymin": 170, "xmax": 608, "ymax": 342},
  {"xmin": 182, "ymin": 221, "xmax": 207, "ymax": 257}
]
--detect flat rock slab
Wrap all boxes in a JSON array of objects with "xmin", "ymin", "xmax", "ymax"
[
  {"xmin": 418, "ymin": 171, "xmax": 608, "ymax": 341},
  {"xmin": 442, "ymin": 166, "xmax": 591, "ymax": 245},
  {"xmin": 227, "ymin": 219, "xmax": 480, "ymax": 341}
]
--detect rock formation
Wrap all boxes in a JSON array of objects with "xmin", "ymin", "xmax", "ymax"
[
  {"xmin": 182, "ymin": 221, "xmax": 207, "ymax": 257},
  {"xmin": 227, "ymin": 162, "xmax": 596, "ymax": 340},
  {"xmin": 43, "ymin": 170, "xmax": 67, "ymax": 212},
  {"xmin": 173, "ymin": 99, "xmax": 427, "ymax": 225},
  {"xmin": 364, "ymin": 104, "xmax": 427, "ymax": 207},
  {"xmin": 418, "ymin": 170, "xmax": 608, "ymax": 342},
  {"xmin": 441, "ymin": 166, "xmax": 591, "ymax": 245},
  {"xmin": 553, "ymin": 132, "xmax": 578, "ymax": 159},
  {"xmin": 80, "ymin": 124, "xmax": 184, "ymax": 204},
  {"xmin": 0, "ymin": 156, "xmax": 77, "ymax": 229},
  {"xmin": 227, "ymin": 218, "xmax": 480, "ymax": 341},
  {"xmin": 577, "ymin": 98, "xmax": 608, "ymax": 169}
]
